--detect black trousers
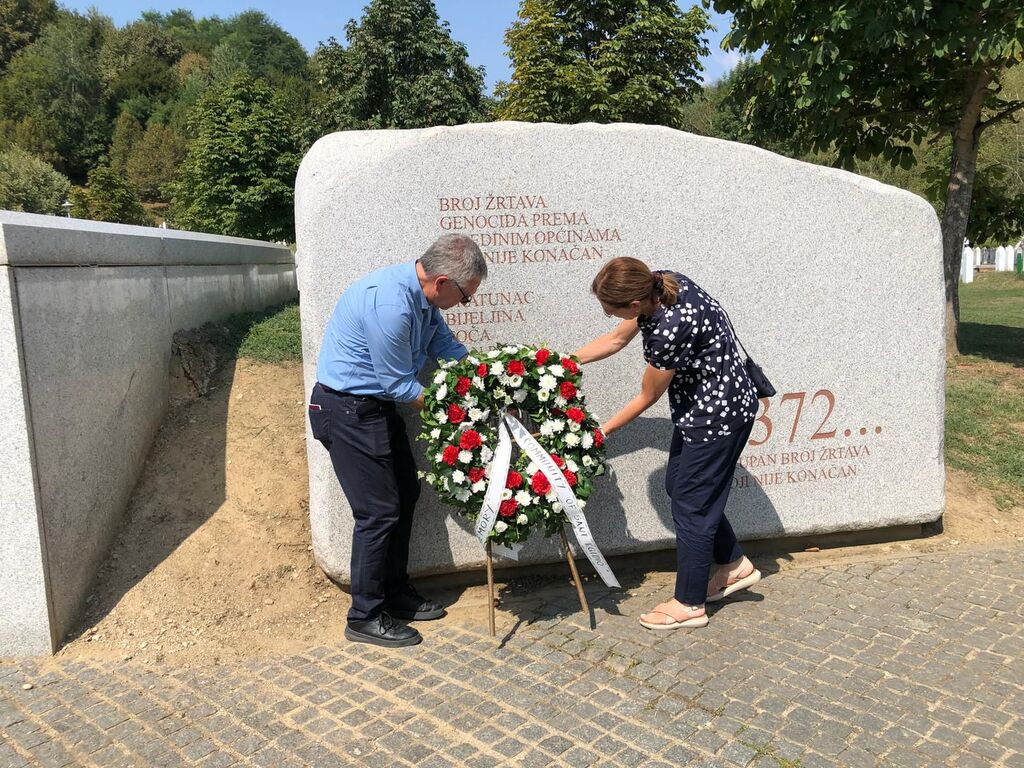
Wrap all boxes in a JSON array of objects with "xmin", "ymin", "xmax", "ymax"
[
  {"xmin": 308, "ymin": 383, "xmax": 420, "ymax": 621},
  {"xmin": 665, "ymin": 420, "xmax": 754, "ymax": 606}
]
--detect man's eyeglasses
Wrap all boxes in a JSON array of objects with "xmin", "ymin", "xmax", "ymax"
[{"xmin": 451, "ymin": 278, "xmax": 472, "ymax": 306}]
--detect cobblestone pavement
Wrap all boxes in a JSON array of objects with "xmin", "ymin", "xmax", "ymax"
[{"xmin": 3, "ymin": 545, "xmax": 1023, "ymax": 768}]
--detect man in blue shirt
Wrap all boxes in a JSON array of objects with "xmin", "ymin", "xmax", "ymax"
[{"xmin": 309, "ymin": 234, "xmax": 486, "ymax": 647}]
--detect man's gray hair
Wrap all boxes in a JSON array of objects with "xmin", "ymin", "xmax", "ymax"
[{"xmin": 420, "ymin": 235, "xmax": 487, "ymax": 284}]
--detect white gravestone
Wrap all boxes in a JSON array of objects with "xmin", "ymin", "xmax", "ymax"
[
  {"xmin": 961, "ymin": 247, "xmax": 974, "ymax": 284},
  {"xmin": 295, "ymin": 123, "xmax": 945, "ymax": 583}
]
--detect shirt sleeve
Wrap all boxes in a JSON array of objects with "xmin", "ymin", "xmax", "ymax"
[
  {"xmin": 643, "ymin": 310, "xmax": 698, "ymax": 371},
  {"xmin": 363, "ymin": 301, "xmax": 425, "ymax": 403},
  {"xmin": 426, "ymin": 312, "xmax": 468, "ymax": 361}
]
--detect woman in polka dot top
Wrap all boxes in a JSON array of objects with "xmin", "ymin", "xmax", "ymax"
[{"xmin": 574, "ymin": 257, "xmax": 762, "ymax": 630}]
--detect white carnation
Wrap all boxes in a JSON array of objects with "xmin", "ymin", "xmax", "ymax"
[
  {"xmin": 458, "ymin": 450, "xmax": 472, "ymax": 464},
  {"xmin": 515, "ymin": 490, "xmax": 533, "ymax": 507},
  {"xmin": 435, "ymin": 384, "xmax": 448, "ymax": 402},
  {"xmin": 503, "ymin": 345, "xmax": 520, "ymax": 354},
  {"xmin": 471, "ymin": 480, "xmax": 487, "ymax": 493},
  {"xmin": 566, "ymin": 458, "xmax": 579, "ymax": 473},
  {"xmin": 578, "ymin": 499, "xmax": 587, "ymax": 509},
  {"xmin": 490, "ymin": 361, "xmax": 504, "ymax": 376},
  {"xmin": 436, "ymin": 411, "xmax": 448, "ymax": 424},
  {"xmin": 433, "ymin": 371, "xmax": 446, "ymax": 385},
  {"xmin": 472, "ymin": 376, "xmax": 485, "ymax": 389},
  {"xmin": 468, "ymin": 407, "xmax": 485, "ymax": 421},
  {"xmin": 554, "ymin": 396, "xmax": 568, "ymax": 408},
  {"xmin": 430, "ymin": 428, "xmax": 441, "ymax": 440},
  {"xmin": 468, "ymin": 356, "xmax": 480, "ymax": 366},
  {"xmin": 540, "ymin": 421, "xmax": 556, "ymax": 437},
  {"xmin": 552, "ymin": 501, "xmax": 563, "ymax": 513},
  {"xmin": 526, "ymin": 462, "xmax": 538, "ymax": 475},
  {"xmin": 455, "ymin": 488, "xmax": 471, "ymax": 502},
  {"xmin": 452, "ymin": 470, "xmax": 466, "ymax": 485},
  {"xmin": 434, "ymin": 452, "xmax": 444, "ymax": 463},
  {"xmin": 565, "ymin": 432, "xmax": 581, "ymax": 447},
  {"xmin": 545, "ymin": 490, "xmax": 557, "ymax": 502},
  {"xmin": 548, "ymin": 364, "xmax": 565, "ymax": 378},
  {"xmin": 516, "ymin": 514, "xmax": 529, "ymax": 524},
  {"xmin": 481, "ymin": 446, "xmax": 494, "ymax": 463},
  {"xmin": 581, "ymin": 433, "xmax": 594, "ymax": 449},
  {"xmin": 513, "ymin": 389, "xmax": 527, "ymax": 403},
  {"xmin": 488, "ymin": 350, "xmax": 500, "ymax": 358},
  {"xmin": 539, "ymin": 374, "xmax": 557, "ymax": 390},
  {"xmin": 494, "ymin": 520, "xmax": 508, "ymax": 533},
  {"xmin": 501, "ymin": 489, "xmax": 513, "ymax": 500},
  {"xmin": 537, "ymin": 366, "xmax": 546, "ymax": 375}
]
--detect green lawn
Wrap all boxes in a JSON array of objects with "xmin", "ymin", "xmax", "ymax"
[
  {"xmin": 947, "ymin": 272, "xmax": 1024, "ymax": 509},
  {"xmin": 224, "ymin": 301, "xmax": 302, "ymax": 363}
]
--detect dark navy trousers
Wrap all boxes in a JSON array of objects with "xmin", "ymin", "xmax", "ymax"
[
  {"xmin": 665, "ymin": 421, "xmax": 754, "ymax": 606},
  {"xmin": 308, "ymin": 383, "xmax": 420, "ymax": 621}
]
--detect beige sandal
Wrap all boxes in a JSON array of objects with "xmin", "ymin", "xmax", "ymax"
[
  {"xmin": 707, "ymin": 566, "xmax": 762, "ymax": 603},
  {"xmin": 639, "ymin": 601, "xmax": 709, "ymax": 630}
]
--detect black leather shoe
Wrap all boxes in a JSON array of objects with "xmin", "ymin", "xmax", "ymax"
[
  {"xmin": 385, "ymin": 583, "xmax": 446, "ymax": 621},
  {"xmin": 344, "ymin": 612, "xmax": 421, "ymax": 648}
]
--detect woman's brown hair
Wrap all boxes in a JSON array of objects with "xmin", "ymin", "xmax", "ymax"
[{"xmin": 591, "ymin": 257, "xmax": 680, "ymax": 308}]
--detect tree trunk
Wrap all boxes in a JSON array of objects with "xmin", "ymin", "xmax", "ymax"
[{"xmin": 941, "ymin": 73, "xmax": 990, "ymax": 360}]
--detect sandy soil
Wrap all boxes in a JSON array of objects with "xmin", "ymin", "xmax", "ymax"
[{"xmin": 57, "ymin": 358, "xmax": 1023, "ymax": 665}]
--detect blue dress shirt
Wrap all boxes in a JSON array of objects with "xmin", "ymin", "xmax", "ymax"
[{"xmin": 316, "ymin": 261, "xmax": 467, "ymax": 403}]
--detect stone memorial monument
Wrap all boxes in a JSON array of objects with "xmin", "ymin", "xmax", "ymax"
[{"xmin": 295, "ymin": 122, "xmax": 945, "ymax": 584}]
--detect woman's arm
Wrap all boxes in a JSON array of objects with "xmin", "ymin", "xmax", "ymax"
[
  {"xmin": 573, "ymin": 318, "xmax": 640, "ymax": 364},
  {"xmin": 601, "ymin": 364, "xmax": 675, "ymax": 436}
]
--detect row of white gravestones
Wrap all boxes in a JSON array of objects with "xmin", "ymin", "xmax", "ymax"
[{"xmin": 962, "ymin": 245, "xmax": 1023, "ymax": 282}]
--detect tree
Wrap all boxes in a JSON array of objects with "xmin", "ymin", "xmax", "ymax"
[
  {"xmin": 127, "ymin": 122, "xmax": 186, "ymax": 201},
  {"xmin": 98, "ymin": 20, "xmax": 183, "ymax": 123},
  {"xmin": 709, "ymin": 1, "xmax": 1024, "ymax": 356},
  {"xmin": 0, "ymin": 145, "xmax": 70, "ymax": 214},
  {"xmin": 108, "ymin": 110, "xmax": 143, "ymax": 171},
  {"xmin": 0, "ymin": 11, "xmax": 112, "ymax": 181},
  {"xmin": 70, "ymin": 164, "xmax": 151, "ymax": 225},
  {"xmin": 497, "ymin": 0, "xmax": 710, "ymax": 127},
  {"xmin": 167, "ymin": 72, "xmax": 299, "ymax": 241},
  {"xmin": 309, "ymin": 0, "xmax": 486, "ymax": 138},
  {"xmin": 0, "ymin": 0, "xmax": 57, "ymax": 71}
]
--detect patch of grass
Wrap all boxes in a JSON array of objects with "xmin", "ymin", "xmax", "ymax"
[
  {"xmin": 221, "ymin": 301, "xmax": 302, "ymax": 363},
  {"xmin": 947, "ymin": 273, "xmax": 1024, "ymax": 509}
]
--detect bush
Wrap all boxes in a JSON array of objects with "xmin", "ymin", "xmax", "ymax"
[{"xmin": 0, "ymin": 146, "xmax": 71, "ymax": 214}]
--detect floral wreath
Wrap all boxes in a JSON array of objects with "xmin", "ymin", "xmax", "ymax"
[{"xmin": 419, "ymin": 344, "xmax": 606, "ymax": 547}]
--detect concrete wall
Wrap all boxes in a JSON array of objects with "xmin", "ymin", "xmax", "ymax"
[{"xmin": 0, "ymin": 212, "xmax": 297, "ymax": 656}]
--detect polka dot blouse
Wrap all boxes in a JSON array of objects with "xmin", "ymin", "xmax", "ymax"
[{"xmin": 638, "ymin": 271, "xmax": 758, "ymax": 443}]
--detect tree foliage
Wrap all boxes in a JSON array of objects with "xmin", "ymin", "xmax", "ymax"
[
  {"xmin": 167, "ymin": 72, "xmax": 299, "ymax": 240},
  {"xmin": 0, "ymin": 0, "xmax": 57, "ymax": 71},
  {"xmin": 310, "ymin": 0, "xmax": 486, "ymax": 138},
  {"xmin": 70, "ymin": 164, "xmax": 151, "ymax": 225},
  {"xmin": 0, "ymin": 145, "xmax": 70, "ymax": 214},
  {"xmin": 127, "ymin": 122, "xmax": 187, "ymax": 201},
  {"xmin": 497, "ymin": 0, "xmax": 710, "ymax": 127},
  {"xmin": 709, "ymin": 0, "xmax": 1024, "ymax": 353}
]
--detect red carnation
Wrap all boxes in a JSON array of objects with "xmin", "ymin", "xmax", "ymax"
[
  {"xmin": 565, "ymin": 407, "xmax": 585, "ymax": 424},
  {"xmin": 477, "ymin": 363, "xmax": 488, "ymax": 377},
  {"xmin": 530, "ymin": 472, "xmax": 551, "ymax": 495},
  {"xmin": 561, "ymin": 357, "xmax": 580, "ymax": 374},
  {"xmin": 456, "ymin": 376, "xmax": 471, "ymax": 396},
  {"xmin": 468, "ymin": 467, "xmax": 486, "ymax": 483},
  {"xmin": 560, "ymin": 381, "xmax": 577, "ymax": 400},
  {"xmin": 505, "ymin": 470, "xmax": 523, "ymax": 489},
  {"xmin": 549, "ymin": 454, "xmax": 565, "ymax": 468},
  {"xmin": 535, "ymin": 348, "xmax": 551, "ymax": 365},
  {"xmin": 507, "ymin": 359, "xmax": 526, "ymax": 376},
  {"xmin": 447, "ymin": 404, "xmax": 466, "ymax": 424},
  {"xmin": 442, "ymin": 446, "xmax": 459, "ymax": 466},
  {"xmin": 499, "ymin": 499, "xmax": 519, "ymax": 518},
  {"xmin": 459, "ymin": 430, "xmax": 482, "ymax": 450},
  {"xmin": 563, "ymin": 469, "xmax": 577, "ymax": 487},
  {"xmin": 594, "ymin": 428, "xmax": 604, "ymax": 448}
]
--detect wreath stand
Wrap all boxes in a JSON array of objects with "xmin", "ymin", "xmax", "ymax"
[{"xmin": 485, "ymin": 525, "xmax": 589, "ymax": 637}]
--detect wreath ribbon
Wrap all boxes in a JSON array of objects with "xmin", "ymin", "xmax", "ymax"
[{"xmin": 475, "ymin": 410, "xmax": 620, "ymax": 589}]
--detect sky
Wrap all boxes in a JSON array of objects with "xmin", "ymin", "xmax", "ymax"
[{"xmin": 62, "ymin": 0, "xmax": 741, "ymax": 91}]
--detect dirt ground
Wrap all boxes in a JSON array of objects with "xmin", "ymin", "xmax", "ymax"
[{"xmin": 58, "ymin": 358, "xmax": 1024, "ymax": 665}]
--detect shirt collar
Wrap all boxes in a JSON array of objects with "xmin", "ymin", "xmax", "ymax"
[{"xmin": 407, "ymin": 260, "xmax": 431, "ymax": 311}]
